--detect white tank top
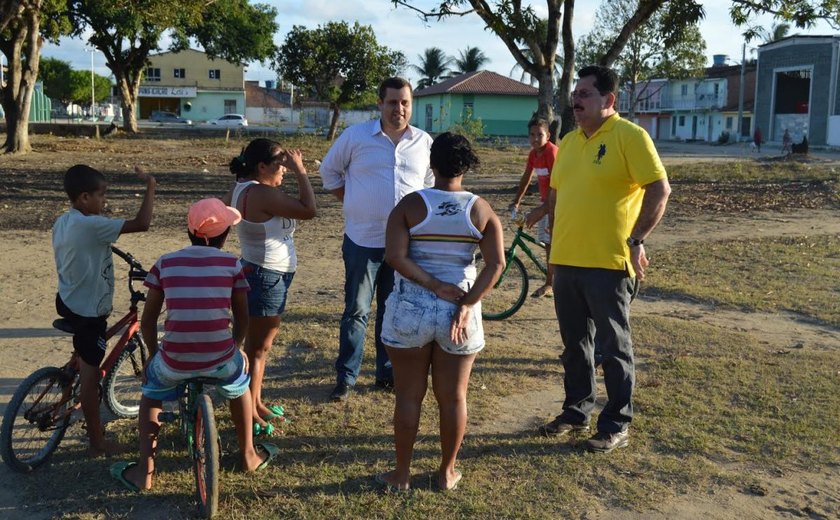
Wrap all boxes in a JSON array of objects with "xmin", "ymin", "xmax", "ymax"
[
  {"xmin": 398, "ymin": 188, "xmax": 482, "ymax": 286},
  {"xmin": 230, "ymin": 181, "xmax": 297, "ymax": 272}
]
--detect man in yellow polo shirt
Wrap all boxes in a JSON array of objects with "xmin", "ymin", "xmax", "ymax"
[{"xmin": 526, "ymin": 65, "xmax": 671, "ymax": 453}]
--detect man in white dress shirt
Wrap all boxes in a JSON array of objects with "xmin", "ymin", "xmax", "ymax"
[{"xmin": 320, "ymin": 77, "xmax": 433, "ymax": 401}]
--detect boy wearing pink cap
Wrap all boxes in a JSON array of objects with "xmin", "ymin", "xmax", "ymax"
[{"xmin": 111, "ymin": 198, "xmax": 277, "ymax": 492}]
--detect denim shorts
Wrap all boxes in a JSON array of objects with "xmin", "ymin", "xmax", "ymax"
[
  {"xmin": 382, "ymin": 279, "xmax": 484, "ymax": 355},
  {"xmin": 537, "ymin": 214, "xmax": 551, "ymax": 244},
  {"xmin": 142, "ymin": 349, "xmax": 250, "ymax": 401},
  {"xmin": 241, "ymin": 260, "xmax": 295, "ymax": 317}
]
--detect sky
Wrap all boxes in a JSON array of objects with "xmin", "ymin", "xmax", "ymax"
[{"xmin": 38, "ymin": 0, "xmax": 839, "ymax": 86}]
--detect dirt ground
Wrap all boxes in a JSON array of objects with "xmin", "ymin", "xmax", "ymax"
[{"xmin": 0, "ymin": 135, "xmax": 838, "ymax": 519}]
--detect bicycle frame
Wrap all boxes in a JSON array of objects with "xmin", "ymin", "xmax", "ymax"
[{"xmin": 507, "ymin": 226, "xmax": 548, "ymax": 277}]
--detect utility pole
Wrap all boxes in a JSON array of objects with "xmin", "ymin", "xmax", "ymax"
[{"xmin": 737, "ymin": 42, "xmax": 745, "ymax": 140}]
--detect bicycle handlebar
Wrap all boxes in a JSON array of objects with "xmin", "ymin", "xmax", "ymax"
[{"xmin": 111, "ymin": 246, "xmax": 148, "ymax": 302}]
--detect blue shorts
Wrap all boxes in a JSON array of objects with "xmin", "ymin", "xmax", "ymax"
[
  {"xmin": 142, "ymin": 349, "xmax": 250, "ymax": 401},
  {"xmin": 382, "ymin": 279, "xmax": 484, "ymax": 355},
  {"xmin": 241, "ymin": 260, "xmax": 295, "ymax": 317}
]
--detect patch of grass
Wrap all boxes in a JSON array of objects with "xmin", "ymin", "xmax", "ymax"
[
  {"xmin": 648, "ymin": 234, "xmax": 840, "ymax": 325},
  {"xmin": 669, "ymin": 159, "xmax": 840, "ymax": 183},
  {"xmin": 26, "ymin": 306, "xmax": 839, "ymax": 519}
]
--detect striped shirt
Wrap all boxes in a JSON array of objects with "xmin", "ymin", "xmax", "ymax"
[
  {"xmin": 144, "ymin": 246, "xmax": 249, "ymax": 372},
  {"xmin": 400, "ymin": 189, "xmax": 482, "ymax": 286},
  {"xmin": 320, "ymin": 118, "xmax": 434, "ymax": 248}
]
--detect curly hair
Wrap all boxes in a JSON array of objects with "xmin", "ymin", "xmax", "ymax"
[
  {"xmin": 430, "ymin": 132, "xmax": 480, "ymax": 178},
  {"xmin": 229, "ymin": 138, "xmax": 282, "ymax": 179}
]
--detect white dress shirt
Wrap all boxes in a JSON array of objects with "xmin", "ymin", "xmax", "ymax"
[{"xmin": 320, "ymin": 118, "xmax": 433, "ymax": 248}]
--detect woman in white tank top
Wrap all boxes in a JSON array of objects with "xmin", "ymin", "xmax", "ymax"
[
  {"xmin": 222, "ymin": 138, "xmax": 316, "ymax": 436},
  {"xmin": 378, "ymin": 133, "xmax": 505, "ymax": 492}
]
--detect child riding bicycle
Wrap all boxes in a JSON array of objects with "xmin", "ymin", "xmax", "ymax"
[
  {"xmin": 509, "ymin": 118, "xmax": 557, "ymax": 298},
  {"xmin": 111, "ymin": 198, "xmax": 277, "ymax": 492},
  {"xmin": 52, "ymin": 164, "xmax": 155, "ymax": 457}
]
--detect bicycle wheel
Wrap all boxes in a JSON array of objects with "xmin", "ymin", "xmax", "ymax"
[
  {"xmin": 0, "ymin": 367, "xmax": 74, "ymax": 473},
  {"xmin": 477, "ymin": 252, "xmax": 529, "ymax": 320},
  {"xmin": 103, "ymin": 335, "xmax": 147, "ymax": 418},
  {"xmin": 193, "ymin": 394, "xmax": 219, "ymax": 519}
]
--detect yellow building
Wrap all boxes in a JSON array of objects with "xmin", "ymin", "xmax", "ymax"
[{"xmin": 138, "ymin": 48, "xmax": 246, "ymax": 121}]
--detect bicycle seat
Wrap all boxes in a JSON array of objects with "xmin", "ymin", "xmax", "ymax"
[{"xmin": 52, "ymin": 319, "xmax": 75, "ymax": 334}]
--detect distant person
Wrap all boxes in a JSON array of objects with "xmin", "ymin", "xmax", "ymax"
[
  {"xmin": 509, "ymin": 118, "xmax": 558, "ymax": 298},
  {"xmin": 753, "ymin": 126, "xmax": 763, "ymax": 153},
  {"xmin": 526, "ymin": 65, "xmax": 671, "ymax": 453},
  {"xmin": 782, "ymin": 129, "xmax": 792, "ymax": 155},
  {"xmin": 222, "ymin": 138, "xmax": 317, "ymax": 436},
  {"xmin": 377, "ymin": 133, "xmax": 504, "ymax": 492},
  {"xmin": 52, "ymin": 164, "xmax": 155, "ymax": 457},
  {"xmin": 111, "ymin": 198, "xmax": 277, "ymax": 492},
  {"xmin": 320, "ymin": 77, "xmax": 433, "ymax": 402}
]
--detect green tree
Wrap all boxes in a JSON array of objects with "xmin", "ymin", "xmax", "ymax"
[
  {"xmin": 412, "ymin": 47, "xmax": 453, "ymax": 88},
  {"xmin": 68, "ymin": 0, "xmax": 278, "ymax": 133},
  {"xmin": 0, "ymin": 0, "xmax": 70, "ymax": 153},
  {"xmin": 392, "ymin": 0, "xmax": 840, "ymax": 138},
  {"xmin": 275, "ymin": 21, "xmax": 406, "ymax": 140},
  {"xmin": 38, "ymin": 56, "xmax": 73, "ymax": 102},
  {"xmin": 577, "ymin": 0, "xmax": 707, "ymax": 120},
  {"xmin": 68, "ymin": 69, "xmax": 111, "ymax": 107},
  {"xmin": 453, "ymin": 46, "xmax": 489, "ymax": 74},
  {"xmin": 757, "ymin": 21, "xmax": 791, "ymax": 43}
]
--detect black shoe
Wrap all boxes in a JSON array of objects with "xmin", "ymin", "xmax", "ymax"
[
  {"xmin": 330, "ymin": 382, "xmax": 353, "ymax": 402},
  {"xmin": 374, "ymin": 378, "xmax": 394, "ymax": 391}
]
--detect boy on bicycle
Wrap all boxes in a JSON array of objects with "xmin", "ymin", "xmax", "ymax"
[
  {"xmin": 509, "ymin": 118, "xmax": 558, "ymax": 298},
  {"xmin": 111, "ymin": 198, "xmax": 277, "ymax": 492},
  {"xmin": 53, "ymin": 164, "xmax": 155, "ymax": 457}
]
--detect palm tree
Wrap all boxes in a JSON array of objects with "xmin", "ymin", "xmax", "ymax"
[
  {"xmin": 453, "ymin": 46, "xmax": 490, "ymax": 74},
  {"xmin": 411, "ymin": 47, "xmax": 454, "ymax": 89},
  {"xmin": 758, "ymin": 22, "xmax": 791, "ymax": 43}
]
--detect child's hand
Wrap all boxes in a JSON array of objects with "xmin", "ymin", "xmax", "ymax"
[
  {"xmin": 135, "ymin": 166, "xmax": 156, "ymax": 186},
  {"xmin": 450, "ymin": 304, "xmax": 472, "ymax": 344}
]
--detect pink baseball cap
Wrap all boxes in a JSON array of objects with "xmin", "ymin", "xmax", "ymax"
[{"xmin": 187, "ymin": 198, "xmax": 241, "ymax": 241}]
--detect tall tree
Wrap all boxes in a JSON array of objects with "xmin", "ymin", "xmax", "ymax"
[
  {"xmin": 0, "ymin": 0, "xmax": 69, "ymax": 153},
  {"xmin": 38, "ymin": 56, "xmax": 73, "ymax": 104},
  {"xmin": 393, "ymin": 0, "xmax": 840, "ymax": 138},
  {"xmin": 68, "ymin": 0, "xmax": 278, "ymax": 133},
  {"xmin": 411, "ymin": 47, "xmax": 453, "ymax": 88},
  {"xmin": 453, "ymin": 46, "xmax": 489, "ymax": 74},
  {"xmin": 275, "ymin": 21, "xmax": 405, "ymax": 140},
  {"xmin": 578, "ymin": 0, "xmax": 707, "ymax": 120},
  {"xmin": 758, "ymin": 21, "xmax": 791, "ymax": 42}
]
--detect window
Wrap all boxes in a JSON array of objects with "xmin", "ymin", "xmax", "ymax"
[
  {"xmin": 209, "ymin": 69, "xmax": 221, "ymax": 80},
  {"xmin": 146, "ymin": 68, "xmax": 161, "ymax": 82},
  {"xmin": 224, "ymin": 100, "xmax": 236, "ymax": 114},
  {"xmin": 725, "ymin": 116, "xmax": 733, "ymax": 129},
  {"xmin": 679, "ymin": 115, "xmax": 685, "ymax": 126},
  {"xmin": 680, "ymin": 85, "xmax": 688, "ymax": 96},
  {"xmin": 425, "ymin": 104, "xmax": 433, "ymax": 130},
  {"xmin": 463, "ymin": 102, "xmax": 474, "ymax": 119},
  {"xmin": 174, "ymin": 68, "xmax": 185, "ymax": 79}
]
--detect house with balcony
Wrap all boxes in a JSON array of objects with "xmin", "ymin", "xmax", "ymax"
[{"xmin": 138, "ymin": 48, "xmax": 246, "ymax": 122}]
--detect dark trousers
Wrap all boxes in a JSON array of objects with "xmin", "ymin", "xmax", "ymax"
[{"xmin": 552, "ymin": 266, "xmax": 636, "ymax": 433}]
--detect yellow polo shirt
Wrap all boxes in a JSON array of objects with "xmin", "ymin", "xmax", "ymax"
[{"xmin": 549, "ymin": 113, "xmax": 666, "ymax": 276}]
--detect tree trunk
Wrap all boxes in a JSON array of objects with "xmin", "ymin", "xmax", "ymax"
[
  {"xmin": 115, "ymin": 72, "xmax": 139, "ymax": 133},
  {"xmin": 326, "ymin": 103, "xmax": 340, "ymax": 141},
  {"xmin": 1, "ymin": 4, "xmax": 41, "ymax": 154},
  {"xmin": 556, "ymin": 0, "xmax": 576, "ymax": 140}
]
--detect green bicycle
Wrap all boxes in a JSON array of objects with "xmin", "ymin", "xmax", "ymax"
[{"xmin": 476, "ymin": 215, "xmax": 547, "ymax": 320}]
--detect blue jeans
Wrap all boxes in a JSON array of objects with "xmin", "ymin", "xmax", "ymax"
[
  {"xmin": 334, "ymin": 235, "xmax": 394, "ymax": 386},
  {"xmin": 552, "ymin": 266, "xmax": 636, "ymax": 434}
]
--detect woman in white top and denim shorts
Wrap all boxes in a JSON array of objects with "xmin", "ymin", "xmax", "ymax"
[
  {"xmin": 223, "ymin": 138, "xmax": 316, "ymax": 436},
  {"xmin": 378, "ymin": 132, "xmax": 505, "ymax": 492}
]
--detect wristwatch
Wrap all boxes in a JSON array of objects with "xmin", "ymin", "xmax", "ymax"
[{"xmin": 626, "ymin": 237, "xmax": 644, "ymax": 247}]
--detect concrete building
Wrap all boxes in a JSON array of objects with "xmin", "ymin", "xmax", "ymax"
[
  {"xmin": 138, "ymin": 48, "xmax": 245, "ymax": 122},
  {"xmin": 412, "ymin": 70, "xmax": 538, "ymax": 136},
  {"xmin": 754, "ymin": 35, "xmax": 840, "ymax": 145}
]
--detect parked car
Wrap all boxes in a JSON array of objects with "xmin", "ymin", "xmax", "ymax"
[
  {"xmin": 149, "ymin": 111, "xmax": 192, "ymax": 125},
  {"xmin": 208, "ymin": 114, "xmax": 248, "ymax": 127}
]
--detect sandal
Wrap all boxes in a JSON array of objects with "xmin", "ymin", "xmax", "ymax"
[{"xmin": 253, "ymin": 422, "xmax": 275, "ymax": 437}]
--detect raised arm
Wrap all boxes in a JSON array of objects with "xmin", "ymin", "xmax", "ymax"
[{"xmin": 121, "ymin": 166, "xmax": 156, "ymax": 234}]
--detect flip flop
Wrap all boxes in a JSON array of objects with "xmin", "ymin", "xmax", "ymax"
[
  {"xmin": 255, "ymin": 442, "xmax": 279, "ymax": 471},
  {"xmin": 253, "ymin": 422, "xmax": 275, "ymax": 437},
  {"xmin": 374, "ymin": 472, "xmax": 410, "ymax": 493},
  {"xmin": 262, "ymin": 404, "xmax": 288, "ymax": 423},
  {"xmin": 110, "ymin": 461, "xmax": 140, "ymax": 493},
  {"xmin": 440, "ymin": 470, "xmax": 462, "ymax": 492}
]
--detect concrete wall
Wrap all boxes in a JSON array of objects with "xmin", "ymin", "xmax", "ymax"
[{"xmin": 413, "ymin": 93, "xmax": 537, "ymax": 136}]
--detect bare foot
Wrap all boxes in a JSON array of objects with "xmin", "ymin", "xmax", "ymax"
[
  {"xmin": 530, "ymin": 285, "xmax": 553, "ymax": 298},
  {"xmin": 438, "ymin": 469, "xmax": 462, "ymax": 491},
  {"xmin": 121, "ymin": 462, "xmax": 153, "ymax": 491},
  {"xmin": 376, "ymin": 470, "xmax": 410, "ymax": 491}
]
